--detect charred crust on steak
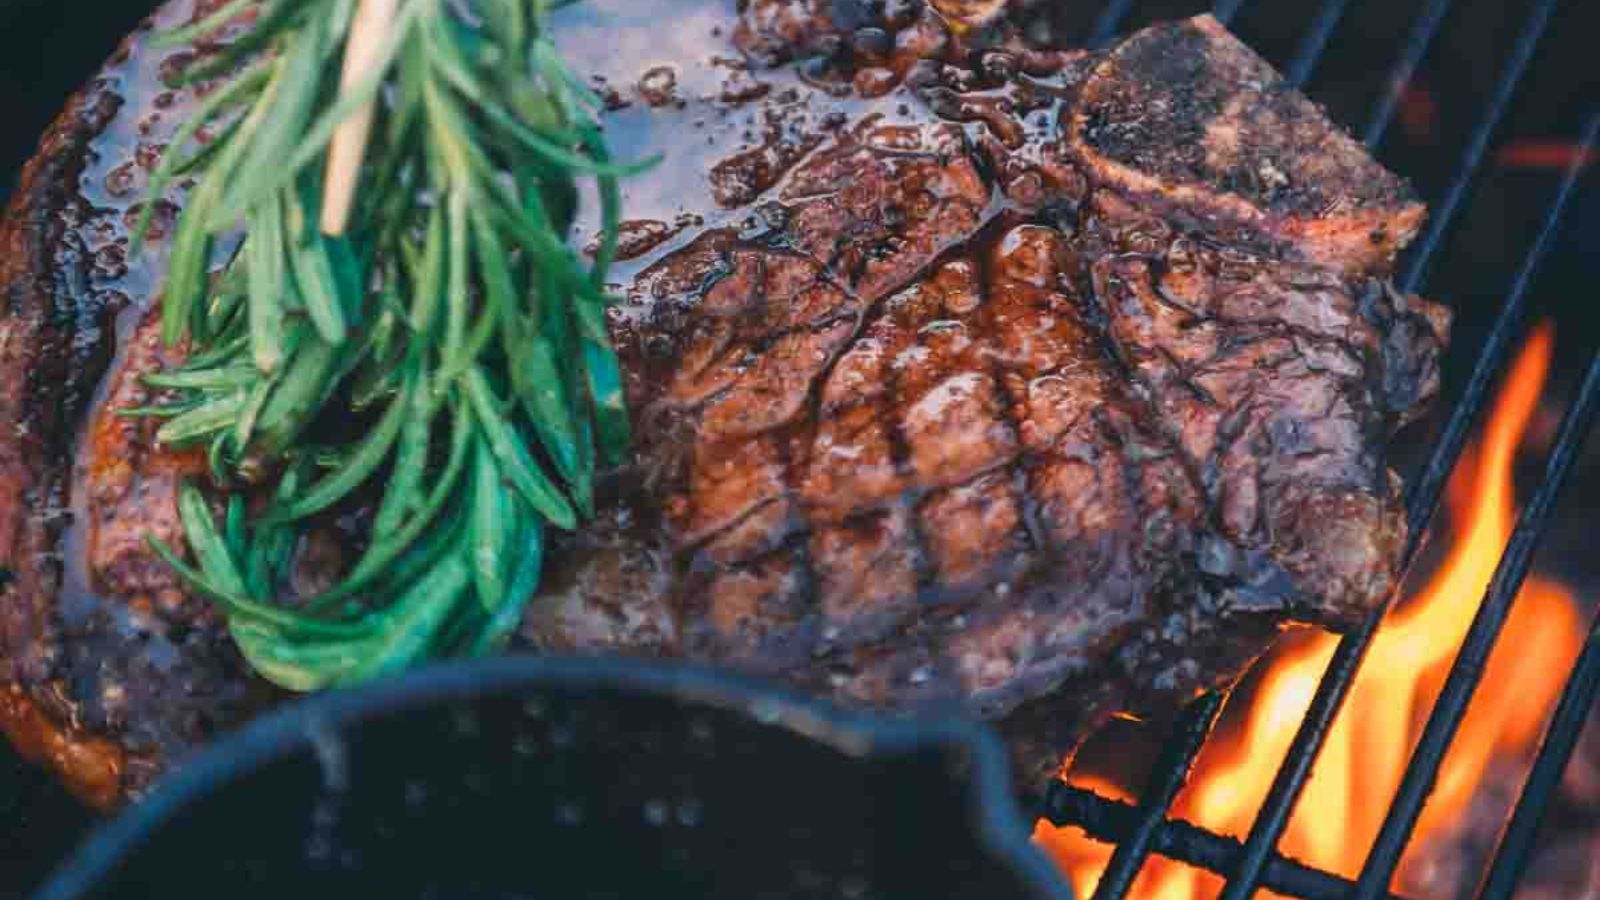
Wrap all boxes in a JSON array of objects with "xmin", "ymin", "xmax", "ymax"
[
  {"xmin": 0, "ymin": 38, "xmax": 148, "ymax": 805},
  {"xmin": 1065, "ymin": 15, "xmax": 1427, "ymax": 274},
  {"xmin": 0, "ymin": 0, "xmax": 269, "ymax": 804}
]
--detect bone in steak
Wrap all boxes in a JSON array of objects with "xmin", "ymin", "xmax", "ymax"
[{"xmin": 0, "ymin": 0, "xmax": 1447, "ymax": 804}]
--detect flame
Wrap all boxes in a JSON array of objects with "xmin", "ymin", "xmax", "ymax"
[
  {"xmin": 1038, "ymin": 322, "xmax": 1586, "ymax": 897},
  {"xmin": 1034, "ymin": 777, "xmax": 1127, "ymax": 900}
]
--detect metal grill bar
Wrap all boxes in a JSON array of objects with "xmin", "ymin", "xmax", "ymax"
[
  {"xmin": 1396, "ymin": 18, "xmax": 1581, "ymax": 560},
  {"xmin": 1211, "ymin": 0, "xmax": 1245, "ymax": 26},
  {"xmin": 1086, "ymin": 0, "xmax": 1137, "ymax": 48},
  {"xmin": 1362, "ymin": 0, "xmax": 1456, "ymax": 148},
  {"xmin": 1087, "ymin": 695, "xmax": 1223, "ymax": 899},
  {"xmin": 1479, "ymin": 593, "xmax": 1600, "ymax": 895},
  {"xmin": 1214, "ymin": 8, "xmax": 1570, "ymax": 896},
  {"xmin": 1042, "ymin": 132, "xmax": 1590, "ymax": 888},
  {"xmin": 1037, "ymin": 2, "xmax": 1600, "ymax": 896},
  {"xmin": 1285, "ymin": 0, "xmax": 1352, "ymax": 87},
  {"xmin": 1213, "ymin": 630, "xmax": 1376, "ymax": 898},
  {"xmin": 1052, "ymin": 0, "xmax": 1504, "ymax": 892},
  {"xmin": 1399, "ymin": 0, "xmax": 1565, "ymax": 294},
  {"xmin": 1037, "ymin": 784, "xmax": 1407, "ymax": 900},
  {"xmin": 1075, "ymin": 108, "xmax": 1600, "ymax": 890},
  {"xmin": 1353, "ymin": 231, "xmax": 1600, "ymax": 897}
]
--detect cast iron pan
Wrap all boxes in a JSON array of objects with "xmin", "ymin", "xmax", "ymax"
[{"xmin": 32, "ymin": 657, "xmax": 1074, "ymax": 899}]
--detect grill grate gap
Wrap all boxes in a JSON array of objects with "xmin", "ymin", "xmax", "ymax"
[
  {"xmin": 1284, "ymin": 0, "xmax": 1352, "ymax": 87},
  {"xmin": 1082, "ymin": 695, "xmax": 1225, "ymax": 899},
  {"xmin": 1398, "ymin": 0, "xmax": 1566, "ymax": 294},
  {"xmin": 1481, "ymin": 520, "xmax": 1600, "ymax": 895},
  {"xmin": 1361, "ymin": 0, "xmax": 1458, "ymax": 149}
]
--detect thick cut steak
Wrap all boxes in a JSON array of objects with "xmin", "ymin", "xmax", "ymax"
[{"xmin": 0, "ymin": 1, "xmax": 1446, "ymax": 804}]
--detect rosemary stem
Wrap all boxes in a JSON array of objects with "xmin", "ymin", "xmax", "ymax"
[
  {"xmin": 322, "ymin": 0, "xmax": 401, "ymax": 236},
  {"xmin": 142, "ymin": 0, "xmax": 636, "ymax": 690}
]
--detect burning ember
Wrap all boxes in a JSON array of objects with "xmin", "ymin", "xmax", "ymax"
[
  {"xmin": 1036, "ymin": 322, "xmax": 1586, "ymax": 898},
  {"xmin": 1496, "ymin": 140, "xmax": 1600, "ymax": 173}
]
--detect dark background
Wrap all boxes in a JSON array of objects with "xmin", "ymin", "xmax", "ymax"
[{"xmin": 0, "ymin": 0, "xmax": 1597, "ymax": 897}]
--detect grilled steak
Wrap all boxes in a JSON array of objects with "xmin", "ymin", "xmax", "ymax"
[{"xmin": 0, "ymin": 0, "xmax": 1447, "ymax": 805}]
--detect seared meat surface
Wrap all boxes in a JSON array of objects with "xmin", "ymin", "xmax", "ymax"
[
  {"xmin": 1069, "ymin": 16, "xmax": 1426, "ymax": 274},
  {"xmin": 0, "ymin": 0, "xmax": 1445, "ymax": 803}
]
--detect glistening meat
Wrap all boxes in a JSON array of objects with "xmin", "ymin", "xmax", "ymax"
[{"xmin": 0, "ymin": 0, "xmax": 1448, "ymax": 804}]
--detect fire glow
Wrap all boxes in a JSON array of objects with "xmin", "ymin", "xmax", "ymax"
[{"xmin": 1035, "ymin": 322, "xmax": 1585, "ymax": 898}]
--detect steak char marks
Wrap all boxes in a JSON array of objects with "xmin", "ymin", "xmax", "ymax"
[
  {"xmin": 0, "ymin": 4, "xmax": 1447, "ymax": 802},
  {"xmin": 532, "ymin": 14, "xmax": 1447, "ymax": 783}
]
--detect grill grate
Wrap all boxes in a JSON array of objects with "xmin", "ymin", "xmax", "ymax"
[
  {"xmin": 1353, "ymin": 114, "xmax": 1600, "ymax": 899},
  {"xmin": 1031, "ymin": 0, "xmax": 1600, "ymax": 897},
  {"xmin": 1281, "ymin": 0, "xmax": 1350, "ymax": 89},
  {"xmin": 1356, "ymin": 0, "xmax": 1455, "ymax": 149},
  {"xmin": 1481, "ymin": 524, "xmax": 1600, "ymax": 895}
]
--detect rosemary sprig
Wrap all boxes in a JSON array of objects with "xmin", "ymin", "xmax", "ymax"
[{"xmin": 136, "ymin": 0, "xmax": 648, "ymax": 691}]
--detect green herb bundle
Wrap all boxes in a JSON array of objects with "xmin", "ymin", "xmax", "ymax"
[{"xmin": 134, "ymin": 0, "xmax": 646, "ymax": 691}]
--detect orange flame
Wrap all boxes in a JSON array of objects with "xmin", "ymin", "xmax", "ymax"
[{"xmin": 1038, "ymin": 322, "xmax": 1585, "ymax": 897}]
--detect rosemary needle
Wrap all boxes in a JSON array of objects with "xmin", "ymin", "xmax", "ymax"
[{"xmin": 135, "ymin": 0, "xmax": 645, "ymax": 691}]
